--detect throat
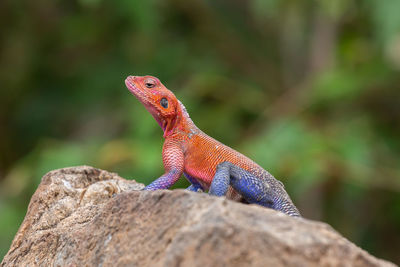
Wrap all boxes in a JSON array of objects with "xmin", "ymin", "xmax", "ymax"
[
  {"xmin": 162, "ymin": 116, "xmax": 178, "ymax": 137},
  {"xmin": 162, "ymin": 114, "xmax": 196, "ymax": 138}
]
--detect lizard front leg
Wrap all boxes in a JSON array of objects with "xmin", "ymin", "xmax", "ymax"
[
  {"xmin": 144, "ymin": 140, "xmax": 184, "ymax": 190},
  {"xmin": 183, "ymin": 173, "xmax": 204, "ymax": 192},
  {"xmin": 209, "ymin": 162, "xmax": 301, "ymax": 217}
]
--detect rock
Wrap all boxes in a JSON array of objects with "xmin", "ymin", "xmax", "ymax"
[{"xmin": 1, "ymin": 166, "xmax": 395, "ymax": 267}]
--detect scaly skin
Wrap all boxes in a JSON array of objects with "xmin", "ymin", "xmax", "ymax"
[{"xmin": 125, "ymin": 75, "xmax": 300, "ymax": 217}]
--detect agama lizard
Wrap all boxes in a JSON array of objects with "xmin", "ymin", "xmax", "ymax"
[{"xmin": 125, "ymin": 75, "xmax": 300, "ymax": 217}]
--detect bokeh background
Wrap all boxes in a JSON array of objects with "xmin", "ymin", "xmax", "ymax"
[{"xmin": 1, "ymin": 0, "xmax": 400, "ymax": 263}]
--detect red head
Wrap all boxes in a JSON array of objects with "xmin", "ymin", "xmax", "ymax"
[{"xmin": 125, "ymin": 75, "xmax": 188, "ymax": 137}]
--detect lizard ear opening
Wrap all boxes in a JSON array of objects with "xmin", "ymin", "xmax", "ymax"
[{"xmin": 160, "ymin": 97, "xmax": 168, "ymax": 108}]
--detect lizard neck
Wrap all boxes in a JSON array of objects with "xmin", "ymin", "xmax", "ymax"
[{"xmin": 163, "ymin": 100, "xmax": 197, "ymax": 138}]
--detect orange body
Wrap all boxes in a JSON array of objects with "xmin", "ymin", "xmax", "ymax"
[{"xmin": 180, "ymin": 130, "xmax": 264, "ymax": 188}]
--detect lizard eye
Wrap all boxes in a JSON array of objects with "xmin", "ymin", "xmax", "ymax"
[
  {"xmin": 145, "ymin": 79, "xmax": 156, "ymax": 88},
  {"xmin": 160, "ymin": 98, "xmax": 168, "ymax": 108}
]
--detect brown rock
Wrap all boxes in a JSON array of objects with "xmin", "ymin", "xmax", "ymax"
[{"xmin": 1, "ymin": 166, "xmax": 396, "ymax": 267}]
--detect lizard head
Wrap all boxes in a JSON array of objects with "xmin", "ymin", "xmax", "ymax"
[{"xmin": 125, "ymin": 75, "xmax": 182, "ymax": 137}]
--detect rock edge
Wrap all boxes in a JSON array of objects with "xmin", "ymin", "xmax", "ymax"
[{"xmin": 1, "ymin": 166, "xmax": 396, "ymax": 267}]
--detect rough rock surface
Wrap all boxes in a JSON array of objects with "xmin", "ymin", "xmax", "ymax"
[{"xmin": 1, "ymin": 166, "xmax": 396, "ymax": 267}]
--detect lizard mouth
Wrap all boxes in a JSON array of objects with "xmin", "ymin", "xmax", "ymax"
[{"xmin": 125, "ymin": 78, "xmax": 148, "ymax": 103}]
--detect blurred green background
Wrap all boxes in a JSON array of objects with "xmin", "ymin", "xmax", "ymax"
[{"xmin": 1, "ymin": 0, "xmax": 400, "ymax": 263}]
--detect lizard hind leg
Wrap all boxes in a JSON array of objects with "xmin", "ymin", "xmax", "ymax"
[
  {"xmin": 209, "ymin": 162, "xmax": 274, "ymax": 208},
  {"xmin": 209, "ymin": 161, "xmax": 300, "ymax": 217}
]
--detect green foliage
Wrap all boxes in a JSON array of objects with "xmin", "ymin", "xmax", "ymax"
[{"xmin": 1, "ymin": 0, "xmax": 399, "ymax": 263}]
